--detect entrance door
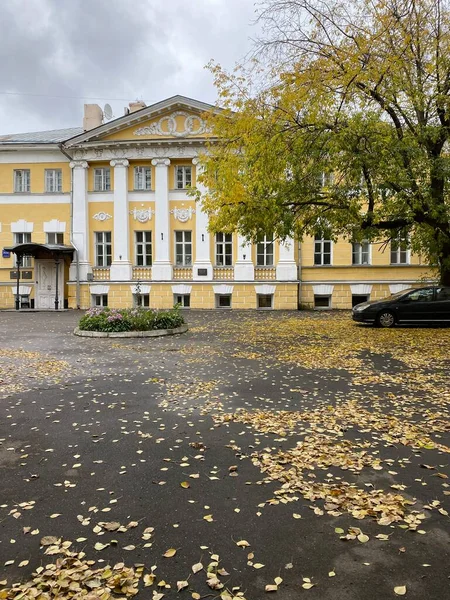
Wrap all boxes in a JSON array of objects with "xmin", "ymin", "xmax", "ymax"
[{"xmin": 35, "ymin": 260, "xmax": 63, "ymax": 309}]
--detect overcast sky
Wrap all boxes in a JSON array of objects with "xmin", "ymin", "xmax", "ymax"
[{"xmin": 0, "ymin": 0, "xmax": 260, "ymax": 134}]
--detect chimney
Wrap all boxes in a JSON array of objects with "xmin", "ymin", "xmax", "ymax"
[
  {"xmin": 128, "ymin": 100, "xmax": 146, "ymax": 114},
  {"xmin": 83, "ymin": 104, "xmax": 103, "ymax": 131}
]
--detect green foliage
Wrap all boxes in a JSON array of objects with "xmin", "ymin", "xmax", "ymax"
[
  {"xmin": 199, "ymin": 0, "xmax": 450, "ymax": 284},
  {"xmin": 78, "ymin": 306, "xmax": 185, "ymax": 333}
]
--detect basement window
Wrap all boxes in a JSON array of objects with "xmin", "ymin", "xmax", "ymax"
[
  {"xmin": 314, "ymin": 295, "xmax": 331, "ymax": 309},
  {"xmin": 92, "ymin": 294, "xmax": 108, "ymax": 307},
  {"xmin": 257, "ymin": 294, "xmax": 273, "ymax": 309},
  {"xmin": 216, "ymin": 294, "xmax": 232, "ymax": 308},
  {"xmin": 352, "ymin": 294, "xmax": 370, "ymax": 307},
  {"xmin": 174, "ymin": 294, "xmax": 190, "ymax": 308}
]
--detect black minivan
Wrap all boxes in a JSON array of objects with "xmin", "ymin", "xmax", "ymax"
[{"xmin": 352, "ymin": 286, "xmax": 450, "ymax": 327}]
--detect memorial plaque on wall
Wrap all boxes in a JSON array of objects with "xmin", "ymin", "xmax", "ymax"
[
  {"xmin": 197, "ymin": 268, "xmax": 208, "ymax": 276},
  {"xmin": 10, "ymin": 271, "xmax": 33, "ymax": 279}
]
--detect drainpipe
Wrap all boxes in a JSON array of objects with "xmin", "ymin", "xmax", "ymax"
[
  {"xmin": 59, "ymin": 144, "xmax": 80, "ymax": 309},
  {"xmin": 297, "ymin": 239, "xmax": 302, "ymax": 310}
]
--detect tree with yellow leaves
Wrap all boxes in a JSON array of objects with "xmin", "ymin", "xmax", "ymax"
[{"xmin": 199, "ymin": 0, "xmax": 450, "ymax": 284}]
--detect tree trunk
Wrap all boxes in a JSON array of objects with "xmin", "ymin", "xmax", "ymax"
[{"xmin": 439, "ymin": 240, "xmax": 450, "ymax": 286}]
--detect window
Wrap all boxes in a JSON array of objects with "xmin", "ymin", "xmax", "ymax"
[
  {"xmin": 175, "ymin": 166, "xmax": 192, "ymax": 189},
  {"xmin": 436, "ymin": 287, "xmax": 450, "ymax": 300},
  {"xmin": 175, "ymin": 231, "xmax": 192, "ymax": 266},
  {"xmin": 406, "ymin": 288, "xmax": 434, "ymax": 302},
  {"xmin": 256, "ymin": 235, "xmax": 274, "ymax": 266},
  {"xmin": 94, "ymin": 168, "xmax": 111, "ymax": 191},
  {"xmin": 258, "ymin": 294, "xmax": 273, "ymax": 309},
  {"xmin": 314, "ymin": 236, "xmax": 332, "ymax": 265},
  {"xmin": 95, "ymin": 231, "xmax": 112, "ymax": 267},
  {"xmin": 391, "ymin": 235, "xmax": 409, "ymax": 265},
  {"xmin": 215, "ymin": 233, "xmax": 233, "ymax": 266},
  {"xmin": 216, "ymin": 294, "xmax": 232, "ymax": 308},
  {"xmin": 46, "ymin": 232, "xmax": 64, "ymax": 245},
  {"xmin": 14, "ymin": 232, "xmax": 32, "ymax": 267},
  {"xmin": 134, "ymin": 294, "xmax": 150, "ymax": 307},
  {"xmin": 352, "ymin": 294, "xmax": 369, "ymax": 307},
  {"xmin": 134, "ymin": 166, "xmax": 151, "ymax": 190},
  {"xmin": 319, "ymin": 172, "xmax": 334, "ymax": 187},
  {"xmin": 45, "ymin": 169, "xmax": 62, "ymax": 193},
  {"xmin": 135, "ymin": 231, "xmax": 152, "ymax": 266},
  {"xmin": 314, "ymin": 295, "xmax": 331, "ymax": 308},
  {"xmin": 14, "ymin": 169, "xmax": 30, "ymax": 192},
  {"xmin": 174, "ymin": 294, "xmax": 190, "ymax": 308},
  {"xmin": 92, "ymin": 294, "xmax": 108, "ymax": 307},
  {"xmin": 352, "ymin": 241, "xmax": 370, "ymax": 265}
]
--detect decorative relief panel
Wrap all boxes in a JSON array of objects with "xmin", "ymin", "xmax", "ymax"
[
  {"xmin": 129, "ymin": 208, "xmax": 154, "ymax": 223},
  {"xmin": 93, "ymin": 212, "xmax": 112, "ymax": 222},
  {"xmin": 170, "ymin": 207, "xmax": 196, "ymax": 222},
  {"xmin": 134, "ymin": 112, "xmax": 210, "ymax": 138},
  {"xmin": 69, "ymin": 145, "xmax": 202, "ymax": 162}
]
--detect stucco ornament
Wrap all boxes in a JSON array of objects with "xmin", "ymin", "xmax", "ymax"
[
  {"xmin": 93, "ymin": 212, "xmax": 112, "ymax": 222},
  {"xmin": 134, "ymin": 112, "xmax": 209, "ymax": 138},
  {"xmin": 170, "ymin": 207, "xmax": 196, "ymax": 222},
  {"xmin": 130, "ymin": 208, "xmax": 154, "ymax": 223}
]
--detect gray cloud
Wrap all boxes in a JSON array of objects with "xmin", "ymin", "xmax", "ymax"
[{"xmin": 0, "ymin": 0, "xmax": 258, "ymax": 134}]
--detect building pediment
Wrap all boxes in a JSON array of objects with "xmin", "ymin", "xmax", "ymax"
[{"xmin": 64, "ymin": 95, "xmax": 219, "ymax": 148}]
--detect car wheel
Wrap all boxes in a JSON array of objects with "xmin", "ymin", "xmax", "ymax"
[{"xmin": 376, "ymin": 310, "xmax": 396, "ymax": 328}]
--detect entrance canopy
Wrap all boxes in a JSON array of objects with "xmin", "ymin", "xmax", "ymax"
[
  {"xmin": 4, "ymin": 243, "xmax": 74, "ymax": 310},
  {"xmin": 4, "ymin": 243, "xmax": 75, "ymax": 260}
]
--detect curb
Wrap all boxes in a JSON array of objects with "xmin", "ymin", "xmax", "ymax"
[{"xmin": 73, "ymin": 324, "xmax": 188, "ymax": 338}]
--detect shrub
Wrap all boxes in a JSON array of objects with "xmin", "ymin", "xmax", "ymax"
[{"xmin": 78, "ymin": 306, "xmax": 185, "ymax": 333}]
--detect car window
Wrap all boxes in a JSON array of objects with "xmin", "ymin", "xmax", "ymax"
[
  {"xmin": 436, "ymin": 287, "xmax": 450, "ymax": 300},
  {"xmin": 406, "ymin": 288, "xmax": 434, "ymax": 302}
]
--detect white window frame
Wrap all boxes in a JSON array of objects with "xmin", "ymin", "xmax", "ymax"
[
  {"xmin": 174, "ymin": 294, "xmax": 190, "ymax": 308},
  {"xmin": 93, "ymin": 168, "xmax": 111, "ymax": 192},
  {"xmin": 45, "ymin": 169, "xmax": 62, "ymax": 193},
  {"xmin": 175, "ymin": 231, "xmax": 192, "ymax": 266},
  {"xmin": 314, "ymin": 295, "xmax": 332, "ymax": 309},
  {"xmin": 314, "ymin": 237, "xmax": 333, "ymax": 265},
  {"xmin": 257, "ymin": 294, "xmax": 274, "ymax": 309},
  {"xmin": 215, "ymin": 294, "xmax": 232, "ymax": 308},
  {"xmin": 14, "ymin": 232, "xmax": 32, "ymax": 267},
  {"xmin": 92, "ymin": 294, "xmax": 108, "ymax": 307},
  {"xmin": 390, "ymin": 235, "xmax": 410, "ymax": 265},
  {"xmin": 46, "ymin": 232, "xmax": 64, "ymax": 245},
  {"xmin": 352, "ymin": 241, "xmax": 371, "ymax": 265},
  {"xmin": 14, "ymin": 169, "xmax": 30, "ymax": 193},
  {"xmin": 135, "ymin": 231, "xmax": 152, "ymax": 266},
  {"xmin": 134, "ymin": 293, "xmax": 150, "ymax": 307},
  {"xmin": 95, "ymin": 231, "xmax": 112, "ymax": 267},
  {"xmin": 215, "ymin": 233, "xmax": 233, "ymax": 266},
  {"xmin": 175, "ymin": 166, "xmax": 192, "ymax": 189},
  {"xmin": 134, "ymin": 166, "xmax": 151, "ymax": 190},
  {"xmin": 256, "ymin": 235, "xmax": 274, "ymax": 266},
  {"xmin": 319, "ymin": 172, "xmax": 335, "ymax": 187}
]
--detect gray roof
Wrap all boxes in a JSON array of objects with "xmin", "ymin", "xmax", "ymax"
[{"xmin": 0, "ymin": 127, "xmax": 84, "ymax": 144}]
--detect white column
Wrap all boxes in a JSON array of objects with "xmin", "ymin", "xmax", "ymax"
[
  {"xmin": 234, "ymin": 234, "xmax": 254, "ymax": 281},
  {"xmin": 192, "ymin": 158, "xmax": 213, "ymax": 280},
  {"xmin": 276, "ymin": 237, "xmax": 298, "ymax": 280},
  {"xmin": 151, "ymin": 158, "xmax": 172, "ymax": 280},
  {"xmin": 109, "ymin": 159, "xmax": 132, "ymax": 280},
  {"xmin": 69, "ymin": 160, "xmax": 91, "ymax": 280}
]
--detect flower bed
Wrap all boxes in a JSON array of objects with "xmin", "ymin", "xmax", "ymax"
[{"xmin": 78, "ymin": 306, "xmax": 185, "ymax": 333}]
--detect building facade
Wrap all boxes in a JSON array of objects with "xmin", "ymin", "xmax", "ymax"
[{"xmin": 0, "ymin": 95, "xmax": 434, "ymax": 311}]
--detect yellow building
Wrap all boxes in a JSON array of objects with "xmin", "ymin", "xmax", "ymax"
[{"xmin": 0, "ymin": 95, "xmax": 434, "ymax": 311}]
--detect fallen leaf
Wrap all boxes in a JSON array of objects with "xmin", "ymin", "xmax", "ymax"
[
  {"xmin": 164, "ymin": 548, "xmax": 177, "ymax": 558},
  {"xmin": 394, "ymin": 586, "xmax": 407, "ymax": 596}
]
